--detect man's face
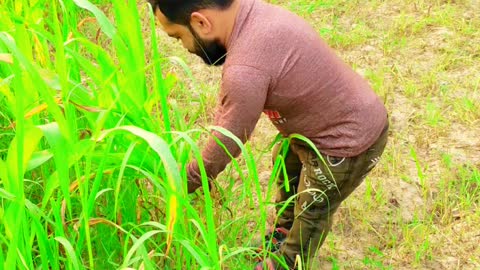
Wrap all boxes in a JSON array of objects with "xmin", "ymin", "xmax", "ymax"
[{"xmin": 155, "ymin": 9, "xmax": 227, "ymax": 66}]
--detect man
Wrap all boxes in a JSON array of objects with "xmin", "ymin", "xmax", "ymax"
[{"xmin": 147, "ymin": 0, "xmax": 388, "ymax": 269}]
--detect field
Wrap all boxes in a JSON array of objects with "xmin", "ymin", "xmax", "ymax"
[{"xmin": 0, "ymin": 0, "xmax": 479, "ymax": 269}]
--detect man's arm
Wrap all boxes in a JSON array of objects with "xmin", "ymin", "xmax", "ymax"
[{"xmin": 186, "ymin": 65, "xmax": 270, "ymax": 192}]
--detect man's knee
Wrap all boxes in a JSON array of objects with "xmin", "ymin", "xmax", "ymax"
[{"xmin": 295, "ymin": 190, "xmax": 340, "ymax": 219}]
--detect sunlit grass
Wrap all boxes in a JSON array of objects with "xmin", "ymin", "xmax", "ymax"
[{"xmin": 0, "ymin": 0, "xmax": 245, "ymax": 268}]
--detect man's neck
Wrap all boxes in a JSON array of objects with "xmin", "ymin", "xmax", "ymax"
[{"xmin": 218, "ymin": 0, "xmax": 241, "ymax": 48}]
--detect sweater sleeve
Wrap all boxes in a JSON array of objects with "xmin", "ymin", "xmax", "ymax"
[{"xmin": 186, "ymin": 65, "xmax": 270, "ymax": 187}]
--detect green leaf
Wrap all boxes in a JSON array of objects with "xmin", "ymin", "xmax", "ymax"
[
  {"xmin": 31, "ymin": 214, "xmax": 57, "ymax": 270},
  {"xmin": 121, "ymin": 230, "xmax": 162, "ymax": 268},
  {"xmin": 41, "ymin": 139, "xmax": 94, "ymax": 209},
  {"xmin": 55, "ymin": 237, "xmax": 81, "ymax": 270},
  {"xmin": 0, "ymin": 187, "xmax": 15, "ymax": 201},
  {"xmin": 0, "ymin": 53, "xmax": 13, "ymax": 64},
  {"xmin": 73, "ymin": 0, "xmax": 116, "ymax": 39},
  {"xmin": 4, "ymin": 125, "xmax": 43, "ymax": 194},
  {"xmin": 37, "ymin": 122, "xmax": 72, "ymax": 212},
  {"xmin": 97, "ymin": 126, "xmax": 182, "ymax": 193},
  {"xmin": 0, "ymin": 76, "xmax": 16, "ymax": 113},
  {"xmin": 0, "ymin": 160, "xmax": 8, "ymax": 183},
  {"xmin": 26, "ymin": 150, "xmax": 54, "ymax": 171}
]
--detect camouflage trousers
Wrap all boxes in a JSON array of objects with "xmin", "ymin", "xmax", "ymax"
[{"xmin": 273, "ymin": 124, "xmax": 389, "ymax": 269}]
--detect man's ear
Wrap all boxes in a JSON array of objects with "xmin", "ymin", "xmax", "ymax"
[{"xmin": 190, "ymin": 12, "xmax": 212, "ymax": 36}]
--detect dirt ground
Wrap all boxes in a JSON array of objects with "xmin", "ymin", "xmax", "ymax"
[{"xmin": 151, "ymin": 0, "xmax": 480, "ymax": 268}]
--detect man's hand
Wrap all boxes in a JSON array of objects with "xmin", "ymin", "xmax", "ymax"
[
  {"xmin": 187, "ymin": 178, "xmax": 202, "ymax": 193},
  {"xmin": 186, "ymin": 161, "xmax": 213, "ymax": 193}
]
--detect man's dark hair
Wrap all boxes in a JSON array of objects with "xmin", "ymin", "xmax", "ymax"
[{"xmin": 148, "ymin": 0, "xmax": 235, "ymax": 25}]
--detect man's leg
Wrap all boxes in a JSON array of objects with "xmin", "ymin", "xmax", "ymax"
[
  {"xmin": 272, "ymin": 143, "xmax": 303, "ymax": 230},
  {"xmin": 278, "ymin": 144, "xmax": 345, "ymax": 268},
  {"xmin": 280, "ymin": 125, "xmax": 389, "ymax": 269}
]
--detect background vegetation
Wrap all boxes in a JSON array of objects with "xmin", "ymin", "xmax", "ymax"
[{"xmin": 0, "ymin": 0, "xmax": 479, "ymax": 269}]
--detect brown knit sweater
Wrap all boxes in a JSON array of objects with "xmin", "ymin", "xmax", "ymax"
[{"xmin": 186, "ymin": 0, "xmax": 388, "ymax": 186}]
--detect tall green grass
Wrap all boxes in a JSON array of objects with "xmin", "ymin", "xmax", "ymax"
[
  {"xmin": 0, "ymin": 0, "xmax": 277, "ymax": 268},
  {"xmin": 4, "ymin": 0, "xmax": 478, "ymax": 269}
]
